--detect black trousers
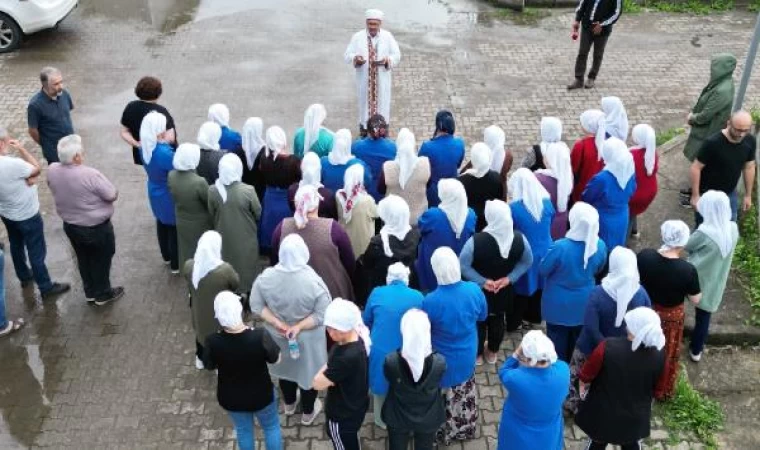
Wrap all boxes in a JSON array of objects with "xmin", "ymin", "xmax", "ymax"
[
  {"xmin": 587, "ymin": 440, "xmax": 641, "ymax": 450},
  {"xmin": 515, "ymin": 290, "xmax": 543, "ymax": 325},
  {"xmin": 156, "ymin": 221, "xmax": 178, "ymax": 270},
  {"xmin": 326, "ymin": 420, "xmax": 360, "ymax": 450},
  {"xmin": 477, "ymin": 312, "xmax": 505, "ymax": 355},
  {"xmin": 63, "ymin": 220, "xmax": 115, "ymax": 299},
  {"xmin": 279, "ymin": 379, "xmax": 318, "ymax": 414},
  {"xmin": 574, "ymin": 27, "xmax": 611, "ymax": 81},
  {"xmin": 388, "ymin": 429, "xmax": 437, "ymax": 450}
]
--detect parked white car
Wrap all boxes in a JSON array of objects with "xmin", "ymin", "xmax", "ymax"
[{"xmin": 0, "ymin": 0, "xmax": 78, "ymax": 53}]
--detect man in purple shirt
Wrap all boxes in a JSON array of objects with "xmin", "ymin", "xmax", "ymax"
[{"xmin": 47, "ymin": 135, "xmax": 124, "ymax": 306}]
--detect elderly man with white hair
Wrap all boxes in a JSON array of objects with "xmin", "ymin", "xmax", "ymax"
[
  {"xmin": 47, "ymin": 134, "xmax": 122, "ymax": 305},
  {"xmin": 344, "ymin": 8, "xmax": 401, "ymax": 135}
]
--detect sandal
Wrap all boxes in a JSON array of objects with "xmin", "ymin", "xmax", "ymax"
[{"xmin": 0, "ymin": 318, "xmax": 25, "ymax": 338}]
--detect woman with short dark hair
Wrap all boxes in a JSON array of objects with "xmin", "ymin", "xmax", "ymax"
[{"xmin": 120, "ymin": 76, "xmax": 176, "ymax": 165}]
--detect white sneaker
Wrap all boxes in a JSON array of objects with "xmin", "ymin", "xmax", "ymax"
[
  {"xmin": 195, "ymin": 357, "xmax": 204, "ymax": 370},
  {"xmin": 301, "ymin": 398, "xmax": 322, "ymax": 426},
  {"xmin": 689, "ymin": 351, "xmax": 702, "ymax": 362},
  {"xmin": 284, "ymin": 389, "xmax": 300, "ymax": 416}
]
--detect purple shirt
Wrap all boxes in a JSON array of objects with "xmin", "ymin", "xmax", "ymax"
[
  {"xmin": 535, "ymin": 172, "xmax": 569, "ymax": 240},
  {"xmin": 47, "ymin": 163, "xmax": 117, "ymax": 226}
]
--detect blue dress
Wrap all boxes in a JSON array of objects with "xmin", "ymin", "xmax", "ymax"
[
  {"xmin": 582, "ymin": 171, "xmax": 636, "ymax": 252},
  {"xmin": 510, "ymin": 198, "xmax": 556, "ymax": 296},
  {"xmin": 362, "ymin": 281, "xmax": 424, "ymax": 395},
  {"xmin": 497, "ymin": 357, "xmax": 569, "ymax": 450},
  {"xmin": 218, "ymin": 126, "xmax": 242, "ymax": 151},
  {"xmin": 575, "ymin": 286, "xmax": 652, "ymax": 355},
  {"xmin": 320, "ymin": 157, "xmax": 373, "ymax": 195},
  {"xmin": 418, "ymin": 135, "xmax": 465, "ymax": 207},
  {"xmin": 259, "ymin": 187, "xmax": 291, "ymax": 252},
  {"xmin": 352, "ymin": 138, "xmax": 397, "ymax": 201},
  {"xmin": 422, "ymin": 281, "xmax": 487, "ymax": 388},
  {"xmin": 142, "ymin": 143, "xmax": 176, "ymax": 225},
  {"xmin": 539, "ymin": 238, "xmax": 608, "ymax": 326},
  {"xmin": 415, "ymin": 208, "xmax": 477, "ymax": 292}
]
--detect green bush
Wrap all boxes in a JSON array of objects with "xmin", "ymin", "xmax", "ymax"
[
  {"xmin": 655, "ymin": 127, "xmax": 685, "ymax": 146},
  {"xmin": 733, "ymin": 199, "xmax": 760, "ymax": 326}
]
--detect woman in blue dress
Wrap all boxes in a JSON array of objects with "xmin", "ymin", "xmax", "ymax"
[
  {"xmin": 140, "ymin": 111, "xmax": 179, "ymax": 272},
  {"xmin": 582, "ymin": 137, "xmax": 636, "ymax": 252},
  {"xmin": 320, "ymin": 129, "xmax": 372, "ymax": 196},
  {"xmin": 351, "ymin": 114, "xmax": 396, "ymax": 201},
  {"xmin": 508, "ymin": 168, "xmax": 556, "ymax": 326},
  {"xmin": 208, "ymin": 103, "xmax": 242, "ymax": 151},
  {"xmin": 419, "ymin": 111, "xmax": 465, "ymax": 207},
  {"xmin": 415, "ymin": 179, "xmax": 476, "ymax": 292}
]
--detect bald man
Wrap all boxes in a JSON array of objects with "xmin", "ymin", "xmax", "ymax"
[{"xmin": 689, "ymin": 110, "xmax": 756, "ymax": 224}]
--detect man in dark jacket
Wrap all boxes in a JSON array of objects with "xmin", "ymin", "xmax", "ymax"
[{"xmin": 568, "ymin": 0, "xmax": 623, "ymax": 90}]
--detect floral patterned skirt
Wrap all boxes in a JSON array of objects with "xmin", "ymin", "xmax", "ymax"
[
  {"xmin": 564, "ymin": 348, "xmax": 588, "ymax": 415},
  {"xmin": 654, "ymin": 303, "xmax": 685, "ymax": 400},
  {"xmin": 437, "ymin": 376, "xmax": 479, "ymax": 445}
]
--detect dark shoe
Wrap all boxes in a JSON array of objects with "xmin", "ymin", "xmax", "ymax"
[
  {"xmin": 41, "ymin": 282, "xmax": 71, "ymax": 300},
  {"xmin": 567, "ymin": 79, "xmax": 584, "ymax": 90},
  {"xmin": 680, "ymin": 197, "xmax": 693, "ymax": 209},
  {"xmin": 584, "ymin": 78, "xmax": 596, "ymax": 89},
  {"xmin": 680, "ymin": 188, "xmax": 692, "ymax": 196},
  {"xmin": 20, "ymin": 279, "xmax": 33, "ymax": 289},
  {"xmin": 94, "ymin": 287, "xmax": 125, "ymax": 306}
]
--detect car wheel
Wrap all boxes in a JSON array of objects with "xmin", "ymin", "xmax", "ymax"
[{"xmin": 0, "ymin": 13, "xmax": 22, "ymax": 54}]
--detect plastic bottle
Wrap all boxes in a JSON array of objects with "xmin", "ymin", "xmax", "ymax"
[{"xmin": 288, "ymin": 333, "xmax": 300, "ymax": 360}]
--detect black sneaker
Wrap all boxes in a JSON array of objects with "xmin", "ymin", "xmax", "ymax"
[
  {"xmin": 41, "ymin": 282, "xmax": 71, "ymax": 300},
  {"xmin": 679, "ymin": 188, "xmax": 692, "ymax": 196},
  {"xmin": 94, "ymin": 287, "xmax": 125, "ymax": 306},
  {"xmin": 20, "ymin": 279, "xmax": 33, "ymax": 289},
  {"xmin": 680, "ymin": 197, "xmax": 693, "ymax": 209},
  {"xmin": 567, "ymin": 79, "xmax": 584, "ymax": 90}
]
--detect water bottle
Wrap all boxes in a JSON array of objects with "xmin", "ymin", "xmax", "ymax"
[{"xmin": 288, "ymin": 333, "xmax": 300, "ymax": 360}]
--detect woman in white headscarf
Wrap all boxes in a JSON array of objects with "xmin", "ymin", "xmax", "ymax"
[
  {"xmin": 208, "ymin": 153, "xmax": 262, "ymax": 293},
  {"xmin": 196, "ymin": 121, "xmax": 224, "ymax": 185},
  {"xmin": 258, "ymin": 125, "xmax": 302, "ymax": 253},
  {"xmin": 575, "ymin": 307, "xmax": 665, "ymax": 450},
  {"xmin": 271, "ymin": 184, "xmax": 356, "ymax": 301},
  {"xmin": 484, "ymin": 125, "xmax": 512, "ymax": 189},
  {"xmin": 320, "ymin": 128, "xmax": 371, "ymax": 194},
  {"xmin": 207, "ymin": 103, "xmax": 242, "ymax": 151},
  {"xmin": 637, "ymin": 220, "xmax": 701, "ymax": 399},
  {"xmin": 460, "ymin": 200, "xmax": 533, "ymax": 365},
  {"xmin": 595, "ymin": 96, "xmax": 629, "ymax": 152},
  {"xmin": 183, "ymin": 231, "xmax": 239, "ymax": 369},
  {"xmin": 508, "ymin": 169, "xmax": 555, "ymax": 326},
  {"xmin": 250, "ymin": 234, "xmax": 331, "ymax": 426},
  {"xmin": 535, "ymin": 134, "xmax": 573, "ymax": 239},
  {"xmin": 497, "ymin": 330, "xmax": 569, "ymax": 450},
  {"xmin": 582, "ymin": 137, "xmax": 637, "ymax": 251},
  {"xmin": 382, "ymin": 309, "xmax": 447, "ymax": 449},
  {"xmin": 565, "ymin": 247, "xmax": 651, "ymax": 414},
  {"xmin": 232, "ymin": 117, "xmax": 266, "ymax": 199},
  {"xmin": 540, "ymin": 202, "xmax": 608, "ymax": 363},
  {"xmin": 459, "ymin": 142, "xmax": 505, "ymax": 232},
  {"xmin": 362, "ymin": 264, "xmax": 424, "ymax": 429},
  {"xmin": 140, "ymin": 111, "xmax": 180, "ymax": 271},
  {"xmin": 521, "ymin": 116, "xmax": 563, "ymax": 171},
  {"xmin": 628, "ymin": 124, "xmax": 659, "ymax": 239},
  {"xmin": 294, "ymin": 103, "xmax": 334, "ymax": 159},
  {"xmin": 685, "ymin": 190, "xmax": 739, "ymax": 362},
  {"xmin": 422, "ymin": 247, "xmax": 487, "ymax": 445},
  {"xmin": 337, "ymin": 163, "xmax": 378, "ymax": 257},
  {"xmin": 287, "ymin": 152, "xmax": 338, "ymax": 220},
  {"xmin": 416, "ymin": 179, "xmax": 477, "ymax": 292},
  {"xmin": 571, "ymin": 109, "xmax": 606, "ymax": 203},
  {"xmin": 169, "ymin": 143, "xmax": 213, "ymax": 267},
  {"xmin": 380, "ymin": 127, "xmax": 431, "ymax": 224}
]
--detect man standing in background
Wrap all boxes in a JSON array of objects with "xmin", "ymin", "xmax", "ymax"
[
  {"xmin": 568, "ymin": 0, "xmax": 622, "ymax": 90},
  {"xmin": 27, "ymin": 67, "xmax": 75, "ymax": 163}
]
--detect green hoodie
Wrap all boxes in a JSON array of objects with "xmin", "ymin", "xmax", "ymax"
[{"xmin": 683, "ymin": 53, "xmax": 737, "ymax": 161}]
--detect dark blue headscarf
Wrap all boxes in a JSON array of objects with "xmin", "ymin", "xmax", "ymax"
[{"xmin": 435, "ymin": 110, "xmax": 456, "ymax": 136}]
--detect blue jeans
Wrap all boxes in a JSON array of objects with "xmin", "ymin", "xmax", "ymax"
[
  {"xmin": 546, "ymin": 323, "xmax": 583, "ymax": 363},
  {"xmin": 689, "ymin": 308, "xmax": 712, "ymax": 355},
  {"xmin": 227, "ymin": 394, "xmax": 283, "ymax": 450},
  {"xmin": 1, "ymin": 214, "xmax": 53, "ymax": 293},
  {"xmin": 695, "ymin": 190, "xmax": 738, "ymax": 226},
  {"xmin": 0, "ymin": 248, "xmax": 7, "ymax": 329}
]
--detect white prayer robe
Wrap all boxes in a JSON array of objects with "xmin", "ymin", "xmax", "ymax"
[{"xmin": 344, "ymin": 29, "xmax": 401, "ymax": 127}]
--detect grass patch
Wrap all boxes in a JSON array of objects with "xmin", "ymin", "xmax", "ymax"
[
  {"xmin": 750, "ymin": 0, "xmax": 760, "ymax": 12},
  {"xmin": 484, "ymin": 2, "xmax": 551, "ymax": 26},
  {"xmin": 733, "ymin": 200, "xmax": 760, "ymax": 326},
  {"xmin": 624, "ymin": 0, "xmax": 735, "ymax": 14},
  {"xmin": 624, "ymin": 0, "xmax": 645, "ymax": 13},
  {"xmin": 655, "ymin": 127, "xmax": 685, "ymax": 146},
  {"xmin": 654, "ymin": 370, "xmax": 725, "ymax": 448}
]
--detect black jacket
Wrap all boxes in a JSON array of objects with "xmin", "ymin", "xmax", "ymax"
[
  {"xmin": 382, "ymin": 352, "xmax": 447, "ymax": 432},
  {"xmin": 575, "ymin": 0, "xmax": 622, "ymax": 33}
]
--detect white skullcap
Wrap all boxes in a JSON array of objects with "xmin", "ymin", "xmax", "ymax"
[
  {"xmin": 520, "ymin": 330, "xmax": 558, "ymax": 366},
  {"xmin": 214, "ymin": 291, "xmax": 243, "ymax": 329},
  {"xmin": 431, "ymin": 246, "xmax": 461, "ymax": 286},
  {"xmin": 660, "ymin": 220, "xmax": 690, "ymax": 251},
  {"xmin": 324, "ymin": 298, "xmax": 372, "ymax": 353},
  {"xmin": 625, "ymin": 307, "xmax": 665, "ymax": 351},
  {"xmin": 173, "ymin": 143, "xmax": 201, "ymax": 171},
  {"xmin": 386, "ymin": 262, "xmax": 411, "ymax": 286},
  {"xmin": 365, "ymin": 8, "xmax": 384, "ymax": 20}
]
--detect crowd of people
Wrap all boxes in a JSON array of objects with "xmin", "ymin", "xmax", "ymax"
[{"xmin": 0, "ymin": 58, "xmax": 755, "ymax": 450}]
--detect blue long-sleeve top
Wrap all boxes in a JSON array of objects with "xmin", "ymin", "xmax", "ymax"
[
  {"xmin": 581, "ymin": 171, "xmax": 636, "ymax": 252},
  {"xmin": 459, "ymin": 235, "xmax": 534, "ymax": 286},
  {"xmin": 219, "ymin": 126, "xmax": 242, "ymax": 152},
  {"xmin": 142, "ymin": 142, "xmax": 177, "ymax": 225},
  {"xmin": 351, "ymin": 137, "xmax": 397, "ymax": 201},
  {"xmin": 418, "ymin": 135, "xmax": 465, "ymax": 207},
  {"xmin": 320, "ymin": 157, "xmax": 373, "ymax": 195}
]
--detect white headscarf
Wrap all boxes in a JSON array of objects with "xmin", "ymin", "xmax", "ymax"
[
  {"xmin": 631, "ymin": 124, "xmax": 657, "ymax": 176},
  {"xmin": 365, "ymin": 8, "xmax": 384, "ymax": 20},
  {"xmin": 596, "ymin": 96, "xmax": 629, "ymax": 152},
  {"xmin": 580, "ymin": 109, "xmax": 606, "ymax": 160},
  {"xmin": 395, "ymin": 128, "xmax": 420, "ymax": 189},
  {"xmin": 265, "ymin": 126, "xmax": 288, "ymax": 160},
  {"xmin": 601, "ymin": 247, "xmax": 641, "ymax": 327},
  {"xmin": 328, "ymin": 129, "xmax": 354, "ymax": 165},
  {"xmin": 697, "ymin": 190, "xmax": 738, "ymax": 258},
  {"xmin": 465, "ymin": 142, "xmax": 492, "ymax": 178},
  {"xmin": 303, "ymin": 104, "xmax": 327, "ymax": 154},
  {"xmin": 337, "ymin": 163, "xmax": 366, "ymax": 223},
  {"xmin": 539, "ymin": 117, "xmax": 563, "ymax": 154},
  {"xmin": 208, "ymin": 103, "xmax": 230, "ymax": 128},
  {"xmin": 437, "ymin": 179, "xmax": 469, "ymax": 238},
  {"xmin": 400, "ymin": 309, "xmax": 432, "ymax": 382},
  {"xmin": 139, "ymin": 111, "xmax": 167, "ymax": 165},
  {"xmin": 508, "ymin": 168, "xmax": 550, "ymax": 222},
  {"xmin": 299, "ymin": 152, "xmax": 323, "ymax": 188},
  {"xmin": 660, "ymin": 220, "xmax": 690, "ymax": 251},
  {"xmin": 214, "ymin": 153, "xmax": 243, "ymax": 203},
  {"xmin": 484, "ymin": 125, "xmax": 507, "ymax": 172},
  {"xmin": 324, "ymin": 298, "xmax": 372, "ymax": 353},
  {"xmin": 483, "ymin": 200, "xmax": 515, "ymax": 258},
  {"xmin": 173, "ymin": 143, "xmax": 201, "ymax": 171},
  {"xmin": 625, "ymin": 307, "xmax": 666, "ymax": 351},
  {"xmin": 520, "ymin": 330, "xmax": 558, "ymax": 366},
  {"xmin": 294, "ymin": 184, "xmax": 322, "ymax": 229},
  {"xmin": 276, "ymin": 234, "xmax": 310, "ymax": 273},
  {"xmin": 565, "ymin": 202, "xmax": 600, "ymax": 269},
  {"xmin": 197, "ymin": 122, "xmax": 222, "ymax": 151},
  {"xmin": 537, "ymin": 141, "xmax": 573, "ymax": 213},
  {"xmin": 602, "ymin": 137, "xmax": 635, "ymax": 189},
  {"xmin": 192, "ymin": 231, "xmax": 224, "ymax": 289},
  {"xmin": 378, "ymin": 195, "xmax": 412, "ymax": 257},
  {"xmin": 431, "ymin": 246, "xmax": 461, "ymax": 286},
  {"xmin": 214, "ymin": 291, "xmax": 243, "ymax": 329},
  {"xmin": 387, "ymin": 262, "xmax": 411, "ymax": 285},
  {"xmin": 242, "ymin": 117, "xmax": 265, "ymax": 170}
]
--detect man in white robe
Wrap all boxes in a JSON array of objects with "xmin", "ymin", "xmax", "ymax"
[{"xmin": 344, "ymin": 9, "xmax": 401, "ymax": 136}]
